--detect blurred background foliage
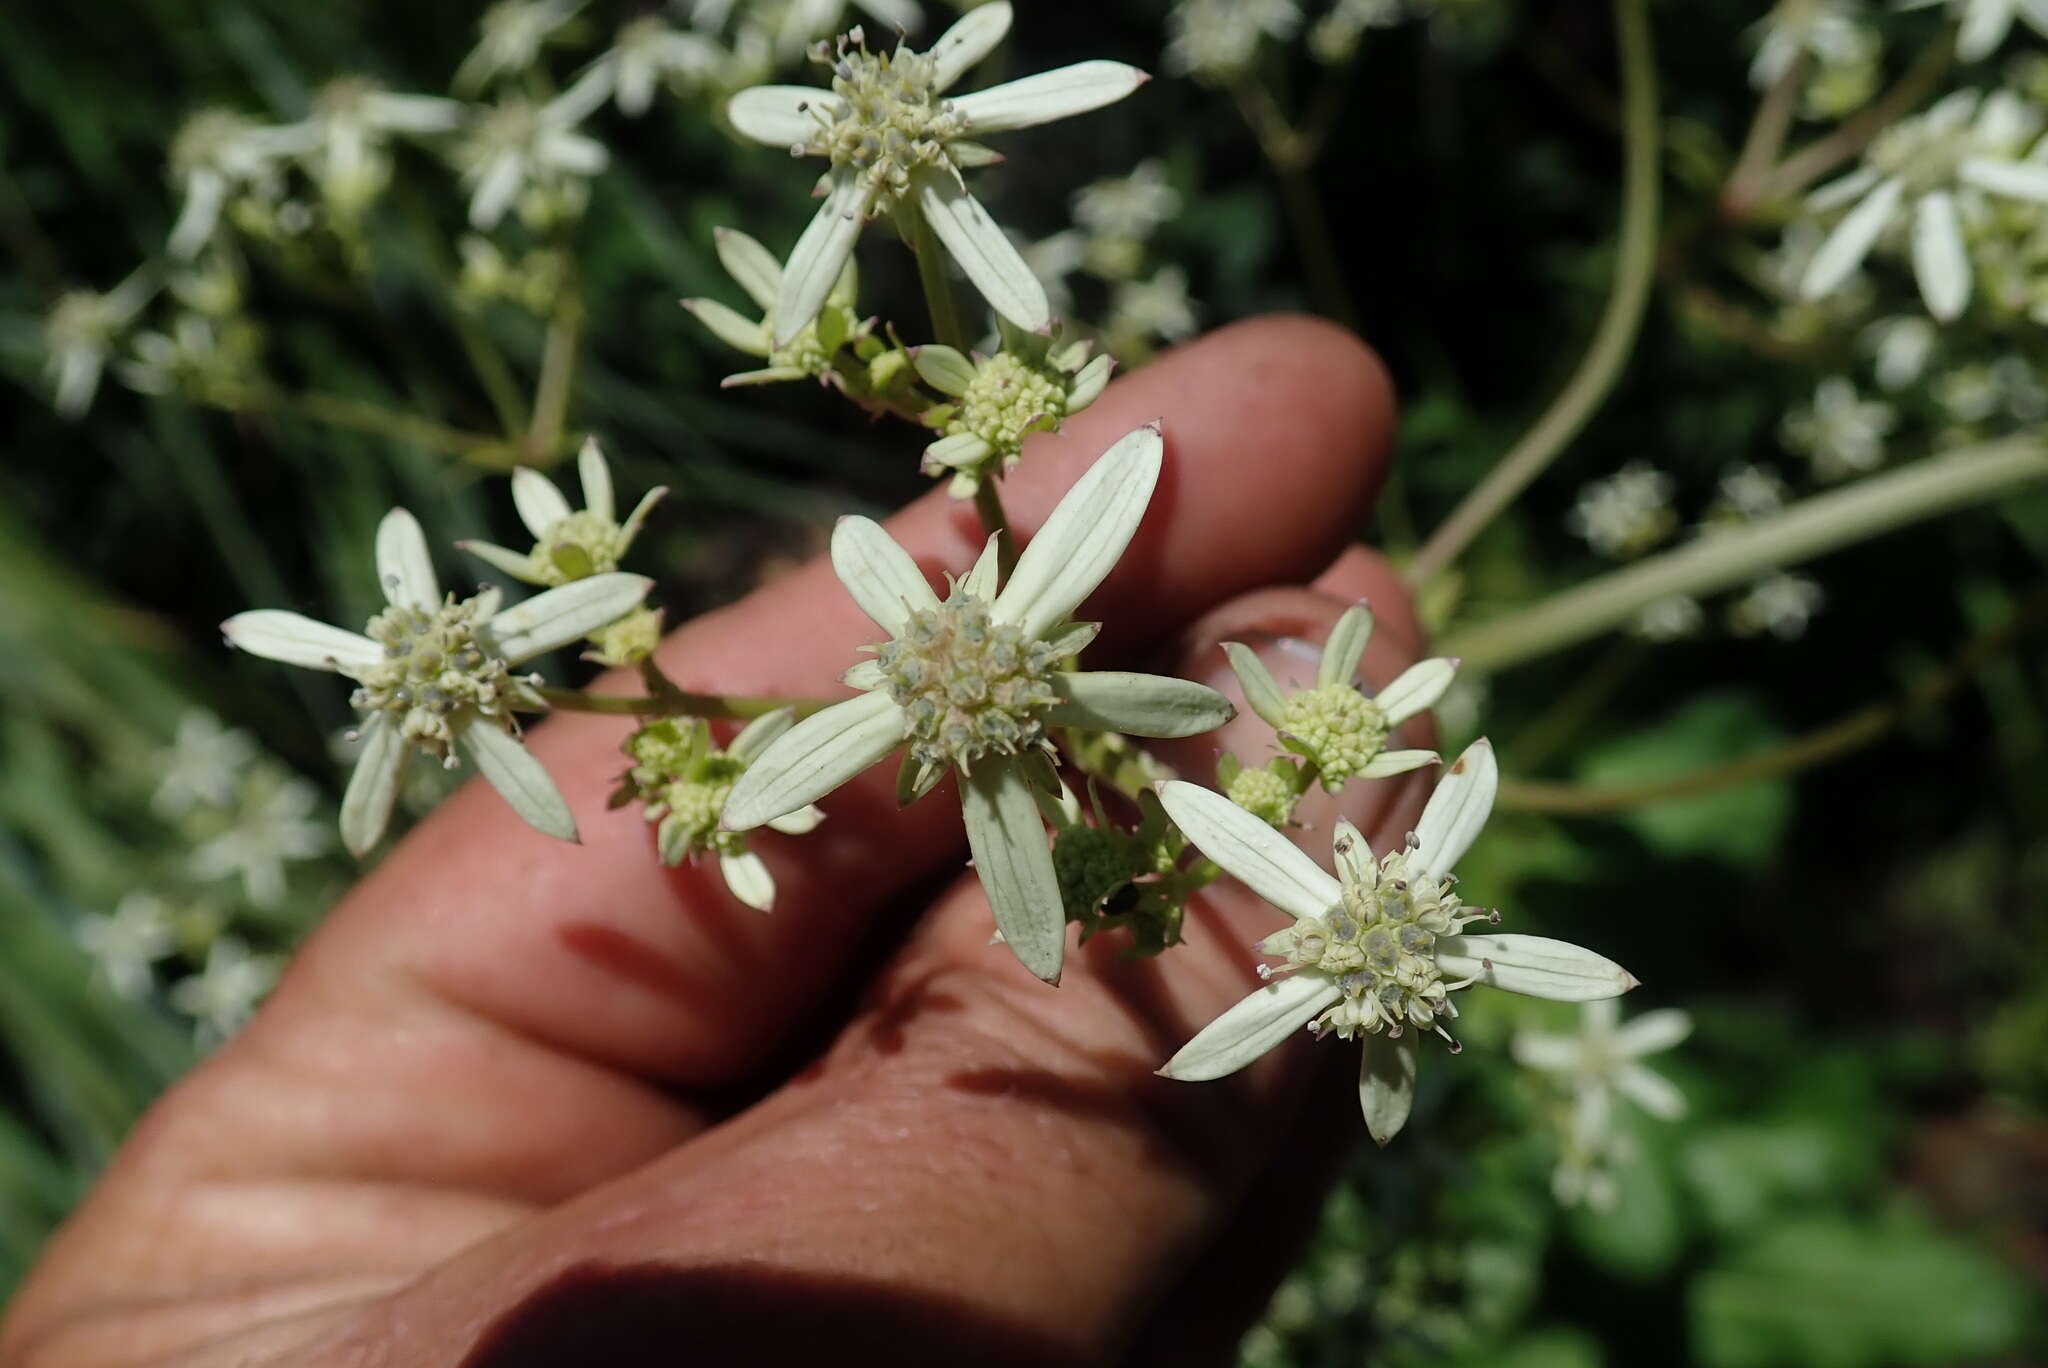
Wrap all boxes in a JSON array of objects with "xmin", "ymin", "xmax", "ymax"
[{"xmin": 2, "ymin": 0, "xmax": 2045, "ymax": 1363}]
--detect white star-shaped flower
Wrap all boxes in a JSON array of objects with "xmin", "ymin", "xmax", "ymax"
[
  {"xmin": 43, "ymin": 267, "xmax": 157, "ymax": 419},
  {"xmin": 1779, "ymin": 375, "xmax": 1896, "ymax": 480},
  {"xmin": 564, "ymin": 15, "xmax": 725, "ymax": 117},
  {"xmin": 1513, "ymin": 997, "xmax": 1690, "ymax": 1148},
  {"xmin": 455, "ymin": 0, "xmax": 587, "ymax": 93},
  {"xmin": 75, "ymin": 893, "xmax": 179, "ymax": 999},
  {"xmin": 222, "ymin": 508, "xmax": 650, "ymax": 854},
  {"xmin": 169, "ymin": 937, "xmax": 281, "ymax": 1045},
  {"xmin": 726, "ymin": 2, "xmax": 1149, "ymax": 343},
  {"xmin": 152, "ymin": 710, "xmax": 260, "ymax": 817},
  {"xmin": 460, "ymin": 438, "xmax": 667, "ymax": 586},
  {"xmin": 722, "ymin": 422, "xmax": 1235, "ymax": 982},
  {"xmin": 1899, "ymin": 0, "xmax": 2048, "ymax": 62},
  {"xmin": 189, "ymin": 771, "xmax": 330, "ymax": 907},
  {"xmin": 454, "ymin": 89, "xmax": 610, "ymax": 231},
  {"xmin": 1155, "ymin": 740, "xmax": 1638, "ymax": 1144}
]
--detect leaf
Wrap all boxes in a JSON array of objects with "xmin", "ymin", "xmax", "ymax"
[{"xmin": 1575, "ymin": 694, "xmax": 1791, "ymax": 868}]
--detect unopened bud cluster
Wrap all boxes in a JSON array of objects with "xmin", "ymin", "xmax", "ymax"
[
  {"xmin": 1224, "ymin": 763, "xmax": 1296, "ymax": 826},
  {"xmin": 1261, "ymin": 836, "xmax": 1498, "ymax": 1044},
  {"xmin": 1279, "ymin": 683, "xmax": 1389, "ymax": 789},
  {"xmin": 800, "ymin": 30, "xmax": 966, "ymax": 211},
  {"xmin": 876, "ymin": 594, "xmax": 1062, "ymax": 771},
  {"xmin": 531, "ymin": 510, "xmax": 632, "ymax": 584},
  {"xmin": 615, "ymin": 719, "xmax": 747, "ymax": 865},
  {"xmin": 352, "ymin": 597, "xmax": 525, "ymax": 760},
  {"xmin": 946, "ymin": 352, "xmax": 1068, "ymax": 454}
]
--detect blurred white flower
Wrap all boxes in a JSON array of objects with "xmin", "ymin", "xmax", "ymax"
[
  {"xmin": 189, "ymin": 771, "xmax": 330, "ymax": 908},
  {"xmin": 456, "ymin": 0, "xmax": 586, "ymax": 93},
  {"xmin": 43, "ymin": 268, "xmax": 157, "ymax": 418},
  {"xmin": 280, "ymin": 77, "xmax": 466, "ymax": 221},
  {"xmin": 1566, "ymin": 461, "xmax": 1677, "ymax": 558},
  {"xmin": 1073, "ymin": 160, "xmax": 1181, "ymax": 242},
  {"xmin": 1633, "ymin": 594, "xmax": 1705, "ymax": 641},
  {"xmin": 1108, "ymin": 265, "xmax": 1199, "ymax": 346},
  {"xmin": 454, "ymin": 90, "xmax": 610, "ymax": 230},
  {"xmin": 1164, "ymin": 0, "xmax": 1301, "ymax": 84},
  {"xmin": 75, "ymin": 893, "xmax": 179, "ymax": 999},
  {"xmin": 1899, "ymin": 0, "xmax": 2048, "ymax": 63},
  {"xmin": 1516, "ymin": 999, "xmax": 1690, "ymax": 1210},
  {"xmin": 170, "ymin": 937, "xmax": 281, "ymax": 1045},
  {"xmin": 1019, "ymin": 228, "xmax": 1087, "ymax": 315},
  {"xmin": 1780, "ymin": 375, "xmax": 1896, "ymax": 480},
  {"xmin": 1730, "ymin": 572, "xmax": 1827, "ymax": 638},
  {"xmin": 166, "ymin": 110, "xmax": 293, "ymax": 259},
  {"xmin": 1751, "ymin": 0, "xmax": 1882, "ymax": 117},
  {"xmin": 1712, "ymin": 463, "xmax": 1791, "ymax": 522},
  {"xmin": 1311, "ymin": 0, "xmax": 1409, "ymax": 64},
  {"xmin": 1864, "ymin": 314, "xmax": 1939, "ymax": 389},
  {"xmin": 566, "ymin": 15, "xmax": 725, "ymax": 116},
  {"xmin": 153, "ymin": 711, "xmax": 260, "ymax": 817}
]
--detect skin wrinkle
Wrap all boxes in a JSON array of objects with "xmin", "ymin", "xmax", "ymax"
[{"xmin": 2, "ymin": 317, "xmax": 1419, "ymax": 1368}]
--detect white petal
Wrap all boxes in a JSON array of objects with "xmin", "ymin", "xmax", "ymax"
[
  {"xmin": 766, "ymin": 804, "xmax": 825, "ymax": 836},
  {"xmin": 831, "ymin": 516, "xmax": 940, "ymax": 636},
  {"xmin": 729, "ymin": 705, "xmax": 798, "ymax": 763},
  {"xmin": 1615, "ymin": 1007, "xmax": 1692, "ymax": 1056},
  {"xmin": 460, "ymin": 719, "xmax": 578, "ymax": 842},
  {"xmin": 1411, "ymin": 738, "xmax": 1497, "ymax": 878},
  {"xmin": 1222, "ymin": 643, "xmax": 1287, "ymax": 727},
  {"xmin": 842, "ymin": 658, "xmax": 887, "ymax": 690},
  {"xmin": 683, "ymin": 297, "xmax": 772, "ymax": 356},
  {"xmin": 1156, "ymin": 780, "xmax": 1342, "ymax": 921},
  {"xmin": 1959, "ymin": 156, "xmax": 2048, "ymax": 203},
  {"xmin": 714, "ymin": 226, "xmax": 784, "ymax": 311},
  {"xmin": 960, "ymin": 761, "xmax": 1064, "ymax": 983},
  {"xmin": 913, "ymin": 344, "xmax": 978, "ymax": 396},
  {"xmin": 722, "ymin": 691, "xmax": 906, "ymax": 830},
  {"xmin": 1046, "ymin": 671, "xmax": 1234, "ymax": 737},
  {"xmin": 339, "ymin": 715, "xmax": 405, "ymax": 858},
  {"xmin": 483, "ymin": 573, "xmax": 652, "ymax": 662},
  {"xmin": 469, "ymin": 154, "xmax": 523, "ymax": 230},
  {"xmin": 959, "ymin": 533, "xmax": 1002, "ymax": 601},
  {"xmin": 1159, "ymin": 973, "xmax": 1342, "ymax": 1081},
  {"xmin": 619, "ymin": 487, "xmax": 667, "ymax": 548},
  {"xmin": 375, "ymin": 508, "xmax": 440, "ymax": 610},
  {"xmin": 913, "ymin": 173, "xmax": 1049, "ymax": 334},
  {"xmin": 222, "ymin": 611, "xmax": 381, "ymax": 674},
  {"xmin": 1359, "ymin": 749, "xmax": 1440, "ymax": 779},
  {"xmin": 992, "ymin": 421, "xmax": 1161, "ymax": 638},
  {"xmin": 2019, "ymin": 0, "xmax": 2048, "ymax": 36},
  {"xmin": 1911, "ymin": 190, "xmax": 1971, "ymax": 322},
  {"xmin": 1316, "ymin": 604, "xmax": 1374, "ymax": 689},
  {"xmin": 1374, "ymin": 657, "xmax": 1458, "ymax": 726},
  {"xmin": 928, "ymin": 0, "xmax": 1012, "ymax": 91},
  {"xmin": 726, "ymin": 84, "xmax": 825, "ymax": 146},
  {"xmin": 951, "ymin": 62, "xmax": 1149, "ymax": 134},
  {"xmin": 1070, "ymin": 352, "xmax": 1114, "ymax": 410},
  {"xmin": 1359, "ymin": 1031, "xmax": 1420, "ymax": 1146},
  {"xmin": 774, "ymin": 174, "xmax": 872, "ymax": 347},
  {"xmin": 1330, "ymin": 818, "xmax": 1373, "ymax": 886},
  {"xmin": 577, "ymin": 438, "xmax": 615, "ymax": 523},
  {"xmin": 1616, "ymin": 1063, "xmax": 1687, "ymax": 1120},
  {"xmin": 168, "ymin": 170, "xmax": 227, "ymax": 260},
  {"xmin": 1957, "ymin": 0, "xmax": 2014, "ymax": 60},
  {"xmin": 1510, "ymin": 1030, "xmax": 1581, "ymax": 1072},
  {"xmin": 1436, "ymin": 933, "xmax": 1638, "ymax": 1002},
  {"xmin": 458, "ymin": 539, "xmax": 545, "ymax": 584},
  {"xmin": 1804, "ymin": 165, "xmax": 1881, "ymax": 212},
  {"xmin": 924, "ymin": 432, "xmax": 992, "ymax": 475},
  {"xmin": 720, "ymin": 850, "xmax": 777, "ymax": 911},
  {"xmin": 1800, "ymin": 177, "xmax": 1904, "ymax": 301},
  {"xmin": 511, "ymin": 467, "xmax": 573, "ymax": 539}
]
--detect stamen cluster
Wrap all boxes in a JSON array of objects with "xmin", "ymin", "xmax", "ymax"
[
  {"xmin": 876, "ymin": 594, "xmax": 1061, "ymax": 771},
  {"xmin": 799, "ymin": 30, "xmax": 966, "ymax": 211},
  {"xmin": 1278, "ymin": 683, "xmax": 1389, "ymax": 787},
  {"xmin": 617, "ymin": 720, "xmax": 748, "ymax": 862},
  {"xmin": 945, "ymin": 352, "xmax": 1068, "ymax": 454},
  {"xmin": 352, "ymin": 597, "xmax": 523, "ymax": 760},
  {"xmin": 1260, "ymin": 836, "xmax": 1498, "ymax": 1044}
]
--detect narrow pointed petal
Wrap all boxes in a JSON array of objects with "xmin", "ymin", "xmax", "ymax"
[
  {"xmin": 1959, "ymin": 156, "xmax": 2048, "ymax": 203},
  {"xmin": 831, "ymin": 516, "xmax": 939, "ymax": 635},
  {"xmin": 222, "ymin": 611, "xmax": 381, "ymax": 674},
  {"xmin": 951, "ymin": 61, "xmax": 1149, "ymax": 134},
  {"xmin": 577, "ymin": 438, "xmax": 615, "ymax": 522},
  {"xmin": 1436, "ymin": 933, "xmax": 1638, "ymax": 1002},
  {"xmin": 723, "ymin": 691, "xmax": 906, "ymax": 830},
  {"xmin": 619, "ymin": 487, "xmax": 667, "ymax": 550},
  {"xmin": 1046, "ymin": 671, "xmax": 1234, "ymax": 737},
  {"xmin": 1316, "ymin": 604, "xmax": 1375, "ymax": 689},
  {"xmin": 1804, "ymin": 165, "xmax": 1881, "ymax": 212},
  {"xmin": 1330, "ymin": 818, "xmax": 1373, "ymax": 886},
  {"xmin": 1374, "ymin": 657, "xmax": 1458, "ymax": 725},
  {"xmin": 1412, "ymin": 738, "xmax": 1497, "ymax": 878},
  {"xmin": 913, "ymin": 173, "xmax": 1049, "ymax": 334},
  {"xmin": 1957, "ymin": 0, "xmax": 2014, "ymax": 59},
  {"xmin": 961, "ymin": 761, "xmax": 1065, "ymax": 983},
  {"xmin": 1156, "ymin": 780, "xmax": 1341, "ymax": 921},
  {"xmin": 339, "ymin": 715, "xmax": 404, "ymax": 858},
  {"xmin": 729, "ymin": 705, "xmax": 798, "ymax": 763},
  {"xmin": 912, "ymin": 344, "xmax": 978, "ymax": 396},
  {"xmin": 1800, "ymin": 177, "xmax": 1903, "ymax": 300},
  {"xmin": 484, "ymin": 573, "xmax": 652, "ymax": 662},
  {"xmin": 775, "ymin": 175, "xmax": 871, "ymax": 347},
  {"xmin": 458, "ymin": 539, "xmax": 545, "ymax": 584},
  {"xmin": 766, "ymin": 804, "xmax": 825, "ymax": 836},
  {"xmin": 460, "ymin": 719, "xmax": 577, "ymax": 842},
  {"xmin": 375, "ymin": 508, "xmax": 440, "ymax": 610},
  {"xmin": 1615, "ymin": 1007, "xmax": 1692, "ymax": 1056},
  {"xmin": 1222, "ymin": 642, "xmax": 1287, "ymax": 726},
  {"xmin": 929, "ymin": 0, "xmax": 1012, "ymax": 90},
  {"xmin": 682, "ymin": 297, "xmax": 773, "ymax": 356},
  {"xmin": 720, "ymin": 850, "xmax": 777, "ymax": 911},
  {"xmin": 1359, "ymin": 749, "xmax": 1440, "ymax": 779},
  {"xmin": 1911, "ymin": 190, "xmax": 1971, "ymax": 322},
  {"xmin": 726, "ymin": 84, "xmax": 826, "ymax": 146},
  {"xmin": 992, "ymin": 421, "xmax": 1161, "ymax": 638},
  {"xmin": 511, "ymin": 467, "xmax": 573, "ymax": 539},
  {"xmin": 1359, "ymin": 1032, "xmax": 1420, "ymax": 1146},
  {"xmin": 714, "ymin": 226, "xmax": 784, "ymax": 311},
  {"xmin": 923, "ymin": 431, "xmax": 992, "ymax": 473},
  {"xmin": 959, "ymin": 533, "xmax": 1002, "ymax": 601},
  {"xmin": 1510, "ymin": 1031, "xmax": 1581, "ymax": 1072},
  {"xmin": 1160, "ymin": 973, "xmax": 1342, "ymax": 1081},
  {"xmin": 842, "ymin": 659, "xmax": 887, "ymax": 690},
  {"xmin": 1616, "ymin": 1063, "xmax": 1687, "ymax": 1120}
]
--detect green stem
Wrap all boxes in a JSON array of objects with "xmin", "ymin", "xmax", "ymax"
[
  {"xmin": 1443, "ymin": 435, "xmax": 2048, "ymax": 672},
  {"xmin": 1721, "ymin": 49, "xmax": 1807, "ymax": 220},
  {"xmin": 537, "ymin": 686, "xmax": 831, "ymax": 722},
  {"xmin": 906, "ymin": 207, "xmax": 967, "ymax": 351},
  {"xmin": 1407, "ymin": 0, "xmax": 1660, "ymax": 589},
  {"xmin": 268, "ymin": 391, "xmax": 516, "ymax": 467},
  {"xmin": 1229, "ymin": 77, "xmax": 1355, "ymax": 329},
  {"xmin": 1497, "ymin": 585, "xmax": 2048, "ymax": 814},
  {"xmin": 527, "ymin": 287, "xmax": 584, "ymax": 465},
  {"xmin": 974, "ymin": 476, "xmax": 1018, "ymax": 579},
  {"xmin": 1506, "ymin": 638, "xmax": 1646, "ymax": 773}
]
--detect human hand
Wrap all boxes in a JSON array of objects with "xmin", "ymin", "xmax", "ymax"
[{"xmin": 2, "ymin": 316, "xmax": 1430, "ymax": 1368}]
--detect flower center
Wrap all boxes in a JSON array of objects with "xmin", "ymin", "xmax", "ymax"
[
  {"xmin": 1278, "ymin": 683, "xmax": 1389, "ymax": 787},
  {"xmin": 351, "ymin": 597, "xmax": 521, "ymax": 760},
  {"xmin": 875, "ymin": 594, "xmax": 1061, "ymax": 772},
  {"xmin": 532, "ymin": 509, "xmax": 625, "ymax": 583},
  {"xmin": 799, "ymin": 31, "xmax": 966, "ymax": 211},
  {"xmin": 1261, "ymin": 845, "xmax": 1496, "ymax": 1044},
  {"xmin": 948, "ymin": 353, "xmax": 1068, "ymax": 456},
  {"xmin": 1225, "ymin": 764, "xmax": 1295, "ymax": 826}
]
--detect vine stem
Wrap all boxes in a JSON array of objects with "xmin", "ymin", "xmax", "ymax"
[
  {"xmin": 974, "ymin": 477, "xmax": 1018, "ymax": 578},
  {"xmin": 1721, "ymin": 48, "xmax": 1807, "ymax": 218},
  {"xmin": 1496, "ymin": 585, "xmax": 2048, "ymax": 814},
  {"xmin": 1406, "ymin": 0, "xmax": 1660, "ymax": 589},
  {"xmin": 537, "ymin": 686, "xmax": 830, "ymax": 722},
  {"xmin": 1442, "ymin": 435, "xmax": 2048, "ymax": 672},
  {"xmin": 527, "ymin": 283, "xmax": 584, "ymax": 465},
  {"xmin": 268, "ymin": 391, "xmax": 516, "ymax": 466},
  {"xmin": 1751, "ymin": 34, "xmax": 1954, "ymax": 209}
]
